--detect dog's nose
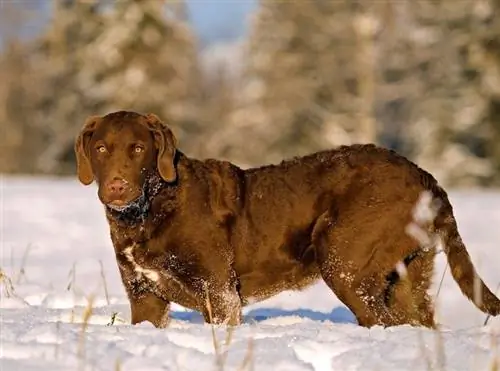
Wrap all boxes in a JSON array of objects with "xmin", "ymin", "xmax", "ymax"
[{"xmin": 106, "ymin": 178, "xmax": 127, "ymax": 197}]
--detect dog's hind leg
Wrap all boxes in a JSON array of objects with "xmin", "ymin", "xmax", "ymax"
[
  {"xmin": 312, "ymin": 210, "xmax": 399, "ymax": 327},
  {"xmin": 311, "ymin": 185, "xmax": 438, "ymax": 328},
  {"xmin": 387, "ymin": 249, "xmax": 436, "ymax": 327}
]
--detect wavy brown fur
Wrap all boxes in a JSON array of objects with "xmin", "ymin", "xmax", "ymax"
[{"xmin": 74, "ymin": 110, "xmax": 500, "ymax": 328}]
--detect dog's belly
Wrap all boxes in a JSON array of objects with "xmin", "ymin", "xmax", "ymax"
[
  {"xmin": 237, "ymin": 261, "xmax": 321, "ymax": 305},
  {"xmin": 234, "ymin": 224, "xmax": 321, "ymax": 305},
  {"xmin": 157, "ymin": 275, "xmax": 202, "ymax": 310}
]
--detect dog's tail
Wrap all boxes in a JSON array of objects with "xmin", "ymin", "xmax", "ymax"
[{"xmin": 432, "ymin": 185, "xmax": 500, "ymax": 316}]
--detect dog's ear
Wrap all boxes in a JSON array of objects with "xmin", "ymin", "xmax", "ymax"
[
  {"xmin": 145, "ymin": 113, "xmax": 178, "ymax": 183},
  {"xmin": 75, "ymin": 115, "xmax": 102, "ymax": 185}
]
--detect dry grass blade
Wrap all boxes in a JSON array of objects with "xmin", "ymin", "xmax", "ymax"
[
  {"xmin": 435, "ymin": 263, "xmax": 448, "ymax": 302},
  {"xmin": 224, "ymin": 323, "xmax": 235, "ymax": 348},
  {"xmin": 54, "ymin": 320, "xmax": 61, "ymax": 359},
  {"xmin": 489, "ymin": 326, "xmax": 499, "ymax": 371},
  {"xmin": 203, "ymin": 284, "xmax": 240, "ymax": 371},
  {"xmin": 484, "ymin": 281, "xmax": 500, "ymax": 326},
  {"xmin": 205, "ymin": 286, "xmax": 224, "ymax": 371},
  {"xmin": 0, "ymin": 268, "xmax": 16, "ymax": 298},
  {"xmin": 219, "ymin": 324, "xmax": 238, "ymax": 370},
  {"xmin": 0, "ymin": 268, "xmax": 29, "ymax": 305},
  {"xmin": 107, "ymin": 312, "xmax": 118, "ymax": 326},
  {"xmin": 416, "ymin": 328, "xmax": 433, "ymax": 371},
  {"xmin": 77, "ymin": 293, "xmax": 95, "ymax": 371},
  {"xmin": 15, "ymin": 243, "xmax": 32, "ymax": 284},
  {"xmin": 99, "ymin": 260, "xmax": 110, "ymax": 306},
  {"xmin": 67, "ymin": 261, "xmax": 77, "ymax": 292},
  {"xmin": 434, "ymin": 324, "xmax": 446, "ymax": 371},
  {"xmin": 237, "ymin": 334, "xmax": 255, "ymax": 371},
  {"xmin": 492, "ymin": 358, "xmax": 499, "ymax": 371}
]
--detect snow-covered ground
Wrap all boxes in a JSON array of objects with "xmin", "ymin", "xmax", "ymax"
[{"xmin": 1, "ymin": 175, "xmax": 500, "ymax": 370}]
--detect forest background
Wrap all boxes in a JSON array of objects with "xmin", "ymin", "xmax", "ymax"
[{"xmin": 2, "ymin": 0, "xmax": 500, "ymax": 188}]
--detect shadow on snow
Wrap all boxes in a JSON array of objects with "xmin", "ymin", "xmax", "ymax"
[{"xmin": 170, "ymin": 305, "xmax": 356, "ymax": 325}]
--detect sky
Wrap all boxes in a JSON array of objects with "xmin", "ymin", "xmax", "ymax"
[
  {"xmin": 186, "ymin": 0, "xmax": 256, "ymax": 45},
  {"xmin": 0, "ymin": 0, "xmax": 257, "ymax": 48}
]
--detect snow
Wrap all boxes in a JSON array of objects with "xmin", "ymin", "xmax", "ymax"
[{"xmin": 1, "ymin": 175, "xmax": 500, "ymax": 370}]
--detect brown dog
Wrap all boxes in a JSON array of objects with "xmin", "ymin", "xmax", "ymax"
[{"xmin": 75, "ymin": 110, "xmax": 500, "ymax": 328}]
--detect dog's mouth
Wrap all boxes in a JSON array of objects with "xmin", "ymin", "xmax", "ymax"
[
  {"xmin": 103, "ymin": 173, "xmax": 167, "ymax": 223},
  {"xmin": 106, "ymin": 193, "xmax": 145, "ymax": 212}
]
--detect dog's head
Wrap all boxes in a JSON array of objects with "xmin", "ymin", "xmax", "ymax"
[{"xmin": 75, "ymin": 111, "xmax": 177, "ymax": 211}]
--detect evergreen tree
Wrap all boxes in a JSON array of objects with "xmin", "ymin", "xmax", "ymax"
[
  {"xmin": 221, "ymin": 0, "xmax": 500, "ymax": 186},
  {"xmin": 386, "ymin": 0, "xmax": 497, "ymax": 186},
  {"xmin": 0, "ymin": 41, "xmax": 35, "ymax": 173},
  {"xmin": 83, "ymin": 0, "xmax": 202, "ymax": 156},
  {"xmin": 0, "ymin": 0, "xmax": 104, "ymax": 174},
  {"xmin": 217, "ymin": 0, "xmax": 378, "ymax": 166},
  {"xmin": 468, "ymin": 0, "xmax": 500, "ymax": 185},
  {"xmin": 0, "ymin": 0, "xmax": 203, "ymax": 174},
  {"xmin": 32, "ymin": 0, "xmax": 105, "ymax": 174}
]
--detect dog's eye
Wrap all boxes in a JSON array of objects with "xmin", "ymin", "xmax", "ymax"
[
  {"xmin": 134, "ymin": 145, "xmax": 144, "ymax": 153},
  {"xmin": 96, "ymin": 145, "xmax": 107, "ymax": 153}
]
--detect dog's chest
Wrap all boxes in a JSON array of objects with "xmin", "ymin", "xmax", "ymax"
[
  {"xmin": 119, "ymin": 243, "xmax": 198, "ymax": 307},
  {"xmin": 123, "ymin": 245, "xmax": 161, "ymax": 282}
]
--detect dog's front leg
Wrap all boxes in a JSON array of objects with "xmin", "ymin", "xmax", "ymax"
[
  {"xmin": 201, "ymin": 280, "xmax": 242, "ymax": 326},
  {"xmin": 119, "ymin": 267, "xmax": 171, "ymax": 328},
  {"xmin": 129, "ymin": 292, "xmax": 170, "ymax": 328}
]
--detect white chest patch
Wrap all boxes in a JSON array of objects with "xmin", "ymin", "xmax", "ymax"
[{"xmin": 123, "ymin": 244, "xmax": 160, "ymax": 283}]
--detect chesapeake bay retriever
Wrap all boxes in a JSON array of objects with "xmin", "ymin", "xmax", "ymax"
[{"xmin": 75, "ymin": 110, "xmax": 500, "ymax": 328}]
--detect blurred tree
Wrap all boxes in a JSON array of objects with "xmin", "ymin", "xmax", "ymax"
[
  {"xmin": 468, "ymin": 1, "xmax": 500, "ymax": 185},
  {"xmin": 0, "ymin": 0, "xmax": 202, "ymax": 175},
  {"xmin": 211, "ymin": 0, "xmax": 379, "ymax": 166},
  {"xmin": 0, "ymin": 0, "xmax": 106, "ymax": 174},
  {"xmin": 2, "ymin": 0, "xmax": 500, "ymax": 188},
  {"xmin": 0, "ymin": 3, "xmax": 43, "ymax": 173},
  {"xmin": 378, "ymin": 0, "xmax": 499, "ymax": 186},
  {"xmin": 31, "ymin": 0, "xmax": 105, "ymax": 174},
  {"xmin": 198, "ymin": 63, "xmax": 236, "ymax": 158},
  {"xmin": 196, "ymin": 41, "xmax": 244, "ymax": 159},
  {"xmin": 0, "ymin": 41, "xmax": 36, "ymax": 173},
  {"xmin": 81, "ymin": 0, "xmax": 202, "ymax": 158},
  {"xmin": 218, "ymin": 0, "xmax": 500, "ymax": 186}
]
